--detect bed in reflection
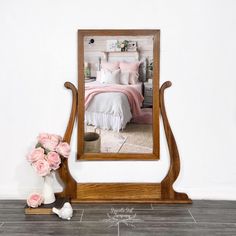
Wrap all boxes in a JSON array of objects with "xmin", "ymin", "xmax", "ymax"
[{"xmin": 85, "ymin": 81, "xmax": 144, "ymax": 132}]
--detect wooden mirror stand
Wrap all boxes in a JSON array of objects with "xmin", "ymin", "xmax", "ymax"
[{"xmin": 55, "ymin": 81, "xmax": 191, "ymax": 203}]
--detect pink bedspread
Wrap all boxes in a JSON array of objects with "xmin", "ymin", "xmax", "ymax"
[{"xmin": 85, "ymin": 85, "xmax": 144, "ymax": 118}]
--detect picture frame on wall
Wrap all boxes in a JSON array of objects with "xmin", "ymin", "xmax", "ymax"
[
  {"xmin": 106, "ymin": 40, "xmax": 118, "ymax": 52},
  {"xmin": 127, "ymin": 41, "xmax": 137, "ymax": 51}
]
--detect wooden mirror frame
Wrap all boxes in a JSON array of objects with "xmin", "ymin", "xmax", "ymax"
[
  {"xmin": 55, "ymin": 29, "xmax": 192, "ymax": 203},
  {"xmin": 77, "ymin": 29, "xmax": 160, "ymax": 160}
]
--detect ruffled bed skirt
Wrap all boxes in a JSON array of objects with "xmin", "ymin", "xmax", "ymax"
[{"xmin": 85, "ymin": 111, "xmax": 131, "ymax": 132}]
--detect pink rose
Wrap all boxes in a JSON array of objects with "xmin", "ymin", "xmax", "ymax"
[
  {"xmin": 56, "ymin": 142, "xmax": 71, "ymax": 158},
  {"xmin": 38, "ymin": 133, "xmax": 62, "ymax": 151},
  {"xmin": 33, "ymin": 159, "xmax": 51, "ymax": 176},
  {"xmin": 51, "ymin": 134, "xmax": 62, "ymax": 142},
  {"xmin": 27, "ymin": 147, "xmax": 45, "ymax": 163},
  {"xmin": 46, "ymin": 151, "xmax": 61, "ymax": 170},
  {"xmin": 37, "ymin": 133, "xmax": 50, "ymax": 145},
  {"xmin": 27, "ymin": 193, "xmax": 43, "ymax": 208}
]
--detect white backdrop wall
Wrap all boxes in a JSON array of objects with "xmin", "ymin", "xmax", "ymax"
[{"xmin": 0, "ymin": 0, "xmax": 236, "ymax": 200}]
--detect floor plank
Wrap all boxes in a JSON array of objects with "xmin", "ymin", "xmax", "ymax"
[
  {"xmin": 189, "ymin": 208, "xmax": 236, "ymax": 224},
  {"xmin": 151, "ymin": 203, "xmax": 192, "ymax": 210},
  {"xmin": 82, "ymin": 208, "xmax": 193, "ymax": 223},
  {"xmin": 0, "ymin": 200, "xmax": 25, "ymax": 209},
  {"xmin": 0, "ymin": 208, "xmax": 83, "ymax": 222},
  {"xmin": 72, "ymin": 203, "xmax": 152, "ymax": 210},
  {"xmin": 119, "ymin": 222, "xmax": 236, "ymax": 236},
  {"xmin": 0, "ymin": 222, "xmax": 117, "ymax": 236},
  {"xmin": 152, "ymin": 200, "xmax": 236, "ymax": 210},
  {"xmin": 190, "ymin": 200, "xmax": 236, "ymax": 209}
]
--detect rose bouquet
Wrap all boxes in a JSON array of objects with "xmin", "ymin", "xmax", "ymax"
[
  {"xmin": 27, "ymin": 133, "xmax": 70, "ymax": 176},
  {"xmin": 26, "ymin": 133, "xmax": 71, "ymax": 207}
]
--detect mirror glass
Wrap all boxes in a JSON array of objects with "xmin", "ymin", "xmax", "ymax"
[{"xmin": 83, "ymin": 35, "xmax": 153, "ymax": 153}]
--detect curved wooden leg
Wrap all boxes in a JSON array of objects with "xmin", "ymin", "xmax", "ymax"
[
  {"xmin": 160, "ymin": 81, "xmax": 191, "ymax": 203},
  {"xmin": 56, "ymin": 82, "xmax": 77, "ymax": 199}
]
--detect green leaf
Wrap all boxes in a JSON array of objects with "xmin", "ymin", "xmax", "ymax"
[{"xmin": 35, "ymin": 143, "xmax": 42, "ymax": 148}]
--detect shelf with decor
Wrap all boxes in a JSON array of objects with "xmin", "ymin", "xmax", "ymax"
[{"xmin": 101, "ymin": 50, "xmax": 140, "ymax": 61}]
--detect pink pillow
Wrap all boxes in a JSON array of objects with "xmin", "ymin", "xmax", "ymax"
[
  {"xmin": 120, "ymin": 71, "xmax": 130, "ymax": 85},
  {"xmin": 119, "ymin": 61, "xmax": 141, "ymax": 73},
  {"xmin": 101, "ymin": 61, "xmax": 119, "ymax": 71},
  {"xmin": 96, "ymin": 71, "xmax": 101, "ymax": 82},
  {"xmin": 129, "ymin": 72, "xmax": 139, "ymax": 84}
]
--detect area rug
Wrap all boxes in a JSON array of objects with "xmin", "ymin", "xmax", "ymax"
[{"xmin": 86, "ymin": 123, "xmax": 153, "ymax": 153}]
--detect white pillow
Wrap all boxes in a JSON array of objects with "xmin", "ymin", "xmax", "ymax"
[
  {"xmin": 101, "ymin": 69, "xmax": 121, "ymax": 84},
  {"xmin": 120, "ymin": 71, "xmax": 130, "ymax": 85},
  {"xmin": 96, "ymin": 71, "xmax": 101, "ymax": 82}
]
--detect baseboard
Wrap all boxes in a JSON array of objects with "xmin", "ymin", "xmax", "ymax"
[
  {"xmin": 176, "ymin": 187, "xmax": 236, "ymax": 201},
  {"xmin": 0, "ymin": 187, "xmax": 62, "ymax": 200}
]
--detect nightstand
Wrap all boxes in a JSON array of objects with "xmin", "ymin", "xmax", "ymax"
[
  {"xmin": 85, "ymin": 77, "xmax": 96, "ymax": 83},
  {"xmin": 143, "ymin": 82, "xmax": 153, "ymax": 108}
]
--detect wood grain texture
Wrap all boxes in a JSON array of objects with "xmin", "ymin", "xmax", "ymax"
[
  {"xmin": 71, "ymin": 203, "xmax": 153, "ymax": 209},
  {"xmin": 25, "ymin": 198, "xmax": 69, "ymax": 215},
  {"xmin": 76, "ymin": 183, "xmax": 161, "ymax": 201},
  {"xmin": 72, "ymin": 199, "xmax": 192, "ymax": 204},
  {"xmin": 152, "ymin": 30, "xmax": 160, "ymax": 157},
  {"xmin": 119, "ymin": 222, "xmax": 236, "ymax": 236},
  {"xmin": 0, "ymin": 209, "xmax": 83, "ymax": 222},
  {"xmin": 159, "ymin": 81, "xmax": 191, "ymax": 203},
  {"xmin": 77, "ymin": 29, "xmax": 160, "ymax": 161},
  {"xmin": 78, "ymin": 153, "xmax": 158, "ymax": 161},
  {"xmin": 56, "ymin": 82, "xmax": 77, "ymax": 199},
  {"xmin": 1, "ymin": 222, "xmax": 117, "ymax": 235}
]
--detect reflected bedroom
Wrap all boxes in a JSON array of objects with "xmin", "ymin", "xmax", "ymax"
[{"xmin": 83, "ymin": 35, "xmax": 154, "ymax": 154}]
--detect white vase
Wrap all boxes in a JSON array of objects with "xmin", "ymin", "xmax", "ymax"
[{"xmin": 42, "ymin": 173, "xmax": 55, "ymax": 204}]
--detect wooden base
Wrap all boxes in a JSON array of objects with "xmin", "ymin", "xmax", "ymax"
[
  {"xmin": 72, "ymin": 183, "xmax": 191, "ymax": 204},
  {"xmin": 25, "ymin": 198, "xmax": 69, "ymax": 215},
  {"xmin": 76, "ymin": 183, "xmax": 161, "ymax": 201},
  {"xmin": 72, "ymin": 199, "xmax": 192, "ymax": 204}
]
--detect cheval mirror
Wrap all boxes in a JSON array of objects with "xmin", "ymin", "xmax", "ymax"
[{"xmin": 57, "ymin": 29, "xmax": 191, "ymax": 203}]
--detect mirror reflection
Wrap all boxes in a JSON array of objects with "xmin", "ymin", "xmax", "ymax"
[{"xmin": 84, "ymin": 35, "xmax": 153, "ymax": 153}]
